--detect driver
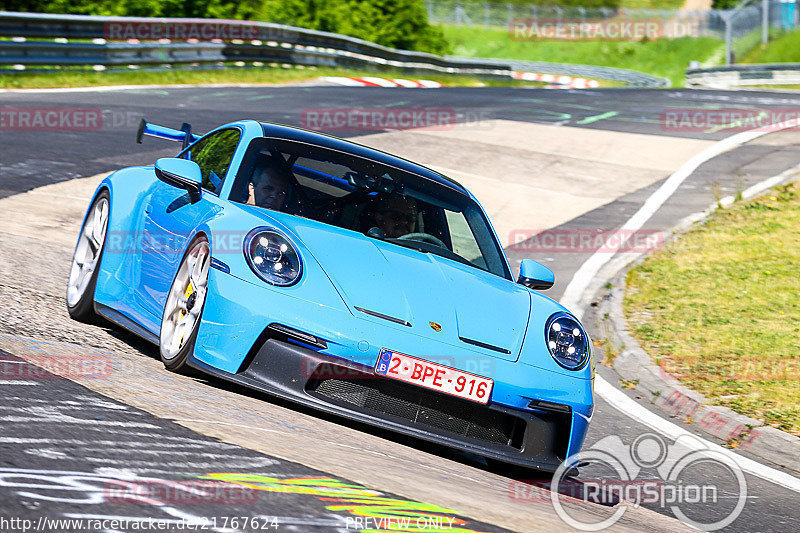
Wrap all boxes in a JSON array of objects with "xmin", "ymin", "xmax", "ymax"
[
  {"xmin": 247, "ymin": 159, "xmax": 289, "ymax": 211},
  {"xmin": 372, "ymin": 196, "xmax": 417, "ymax": 238}
]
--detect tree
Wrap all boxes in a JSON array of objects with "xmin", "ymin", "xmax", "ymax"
[
  {"xmin": 0, "ymin": 0, "xmax": 449, "ymax": 54},
  {"xmin": 254, "ymin": 0, "xmax": 451, "ymax": 54}
]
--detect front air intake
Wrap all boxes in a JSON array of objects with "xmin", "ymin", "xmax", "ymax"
[{"xmin": 307, "ymin": 364, "xmax": 526, "ymax": 448}]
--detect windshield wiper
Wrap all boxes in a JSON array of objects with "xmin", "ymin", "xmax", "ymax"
[
  {"xmin": 386, "ymin": 238, "xmax": 431, "ymax": 254},
  {"xmin": 385, "ymin": 238, "xmax": 477, "ymax": 268}
]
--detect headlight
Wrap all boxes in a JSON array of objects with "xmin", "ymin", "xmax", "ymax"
[
  {"xmin": 244, "ymin": 228, "xmax": 302, "ymax": 286},
  {"xmin": 545, "ymin": 312, "xmax": 590, "ymax": 370}
]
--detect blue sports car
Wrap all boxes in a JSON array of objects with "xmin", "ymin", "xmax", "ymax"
[{"xmin": 66, "ymin": 119, "xmax": 593, "ymax": 472}]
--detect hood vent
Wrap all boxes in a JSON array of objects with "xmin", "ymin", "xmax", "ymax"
[
  {"xmin": 459, "ymin": 336, "xmax": 511, "ymax": 355},
  {"xmin": 355, "ymin": 306, "xmax": 412, "ymax": 327}
]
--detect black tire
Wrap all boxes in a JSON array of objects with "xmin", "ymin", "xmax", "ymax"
[
  {"xmin": 159, "ymin": 235, "xmax": 210, "ymax": 373},
  {"xmin": 66, "ymin": 190, "xmax": 110, "ymax": 324}
]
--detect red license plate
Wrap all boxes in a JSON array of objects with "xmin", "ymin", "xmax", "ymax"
[{"xmin": 375, "ymin": 349, "xmax": 493, "ymax": 404}]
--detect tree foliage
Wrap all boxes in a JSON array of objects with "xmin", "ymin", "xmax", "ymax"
[
  {"xmin": 0, "ymin": 0, "xmax": 262, "ymax": 18},
  {"xmin": 257, "ymin": 0, "xmax": 448, "ymax": 54},
  {"xmin": 0, "ymin": 0, "xmax": 449, "ymax": 54},
  {"xmin": 711, "ymin": 0, "xmax": 740, "ymax": 8}
]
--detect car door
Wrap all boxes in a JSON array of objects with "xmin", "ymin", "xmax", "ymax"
[{"xmin": 135, "ymin": 127, "xmax": 242, "ymax": 333}]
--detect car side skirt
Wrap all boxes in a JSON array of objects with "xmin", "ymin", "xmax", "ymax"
[{"xmin": 95, "ymin": 303, "xmax": 160, "ymax": 345}]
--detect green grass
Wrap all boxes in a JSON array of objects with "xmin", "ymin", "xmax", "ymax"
[
  {"xmin": 742, "ymin": 27, "xmax": 800, "ymax": 63},
  {"xmin": 619, "ymin": 0, "xmax": 685, "ymax": 8},
  {"xmin": 0, "ymin": 65, "xmax": 540, "ymax": 89},
  {"xmin": 625, "ymin": 181, "xmax": 800, "ymax": 436},
  {"xmin": 440, "ymin": 24, "xmax": 725, "ymax": 86}
]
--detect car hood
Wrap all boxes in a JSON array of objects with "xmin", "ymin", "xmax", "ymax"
[{"xmin": 282, "ymin": 217, "xmax": 531, "ymax": 362}]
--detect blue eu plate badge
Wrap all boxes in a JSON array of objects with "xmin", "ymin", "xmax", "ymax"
[{"xmin": 375, "ymin": 348, "xmax": 393, "ymax": 374}]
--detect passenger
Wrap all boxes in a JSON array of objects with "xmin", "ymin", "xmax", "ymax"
[
  {"xmin": 371, "ymin": 196, "xmax": 417, "ymax": 238},
  {"xmin": 247, "ymin": 160, "xmax": 289, "ymax": 211}
]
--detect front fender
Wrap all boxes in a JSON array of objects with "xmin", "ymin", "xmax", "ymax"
[
  {"xmin": 197, "ymin": 204, "xmax": 350, "ymax": 314},
  {"xmin": 519, "ymin": 291, "xmax": 594, "ymax": 381},
  {"xmin": 92, "ymin": 166, "xmax": 159, "ymax": 312}
]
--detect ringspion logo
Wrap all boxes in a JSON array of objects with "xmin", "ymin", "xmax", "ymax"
[{"xmin": 530, "ymin": 433, "xmax": 747, "ymax": 531}]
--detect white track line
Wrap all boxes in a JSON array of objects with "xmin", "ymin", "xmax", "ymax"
[
  {"xmin": 597, "ymin": 379, "xmax": 800, "ymax": 494},
  {"xmin": 560, "ymin": 128, "xmax": 773, "ymax": 315},
  {"xmin": 559, "ymin": 126, "xmax": 800, "ymax": 493}
]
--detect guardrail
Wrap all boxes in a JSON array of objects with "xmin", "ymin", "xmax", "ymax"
[
  {"xmin": 0, "ymin": 11, "xmax": 670, "ymax": 87},
  {"xmin": 686, "ymin": 63, "xmax": 800, "ymax": 88},
  {"xmin": 0, "ymin": 39, "xmax": 512, "ymax": 77},
  {"xmin": 0, "ymin": 41, "xmax": 226, "ymax": 66},
  {"xmin": 467, "ymin": 58, "xmax": 670, "ymax": 88},
  {"xmin": 0, "ymin": 11, "xmax": 512, "ymax": 78}
]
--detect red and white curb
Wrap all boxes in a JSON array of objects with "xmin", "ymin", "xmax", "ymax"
[
  {"xmin": 323, "ymin": 76, "xmax": 442, "ymax": 88},
  {"xmin": 513, "ymin": 71, "xmax": 600, "ymax": 89}
]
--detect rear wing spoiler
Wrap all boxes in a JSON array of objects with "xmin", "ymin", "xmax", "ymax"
[{"xmin": 136, "ymin": 119, "xmax": 201, "ymax": 150}]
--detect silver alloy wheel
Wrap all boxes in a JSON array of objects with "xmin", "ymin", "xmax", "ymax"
[
  {"xmin": 160, "ymin": 240, "xmax": 210, "ymax": 361},
  {"xmin": 67, "ymin": 197, "xmax": 109, "ymax": 308}
]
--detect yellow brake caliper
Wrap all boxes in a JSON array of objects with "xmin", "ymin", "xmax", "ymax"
[{"xmin": 179, "ymin": 281, "xmax": 194, "ymax": 347}]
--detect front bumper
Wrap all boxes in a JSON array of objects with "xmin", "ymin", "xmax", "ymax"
[
  {"xmin": 190, "ymin": 334, "xmax": 574, "ymax": 472},
  {"xmin": 192, "ymin": 268, "xmax": 593, "ymax": 471}
]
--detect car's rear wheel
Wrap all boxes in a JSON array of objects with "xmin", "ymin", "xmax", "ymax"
[
  {"xmin": 66, "ymin": 191, "xmax": 110, "ymax": 323},
  {"xmin": 159, "ymin": 236, "xmax": 210, "ymax": 372}
]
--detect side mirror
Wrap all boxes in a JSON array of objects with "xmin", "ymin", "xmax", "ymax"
[
  {"xmin": 518, "ymin": 259, "xmax": 554, "ymax": 290},
  {"xmin": 154, "ymin": 158, "xmax": 203, "ymax": 202}
]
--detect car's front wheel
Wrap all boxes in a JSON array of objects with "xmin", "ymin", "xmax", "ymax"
[
  {"xmin": 66, "ymin": 190, "xmax": 110, "ymax": 323},
  {"xmin": 159, "ymin": 236, "xmax": 210, "ymax": 372}
]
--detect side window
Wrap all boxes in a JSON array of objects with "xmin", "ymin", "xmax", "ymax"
[
  {"xmin": 445, "ymin": 210, "xmax": 484, "ymax": 267},
  {"xmin": 184, "ymin": 128, "xmax": 241, "ymax": 193}
]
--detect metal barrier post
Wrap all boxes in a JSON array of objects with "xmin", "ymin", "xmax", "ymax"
[{"xmin": 725, "ymin": 15, "xmax": 733, "ymax": 65}]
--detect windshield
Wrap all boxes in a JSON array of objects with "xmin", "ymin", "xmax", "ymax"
[{"xmin": 229, "ymin": 138, "xmax": 511, "ymax": 279}]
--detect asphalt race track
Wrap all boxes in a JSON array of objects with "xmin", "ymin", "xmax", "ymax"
[{"xmin": 1, "ymin": 84, "xmax": 799, "ymax": 532}]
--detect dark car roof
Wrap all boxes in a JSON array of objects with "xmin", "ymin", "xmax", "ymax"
[{"xmin": 260, "ymin": 122, "xmax": 468, "ymax": 195}]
